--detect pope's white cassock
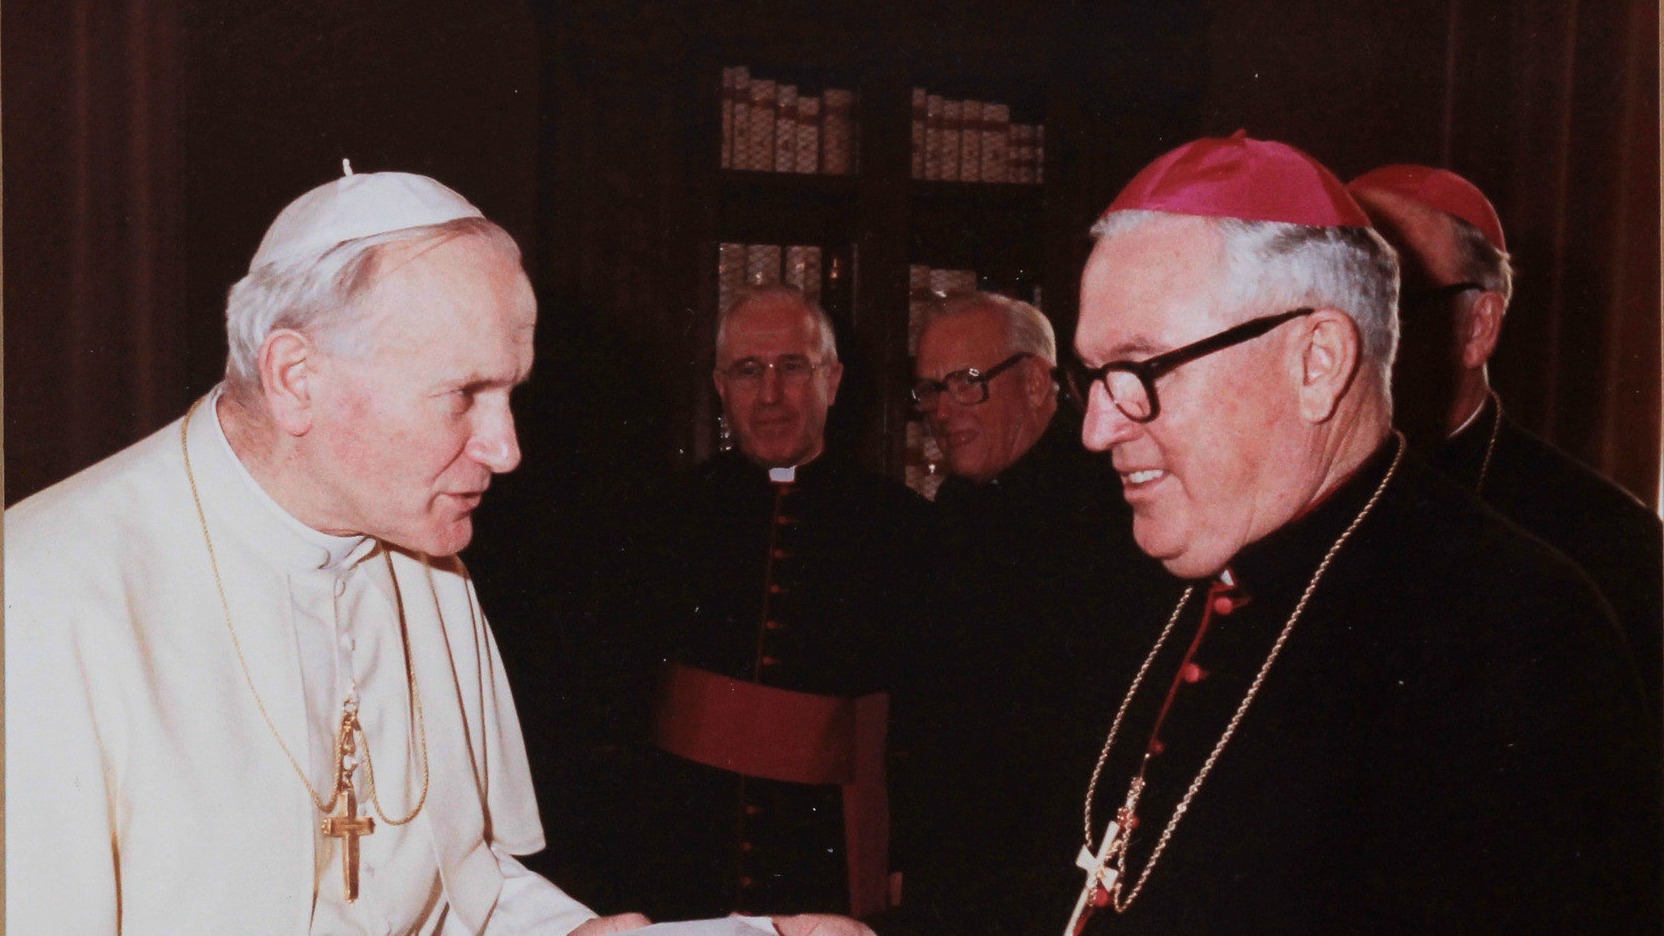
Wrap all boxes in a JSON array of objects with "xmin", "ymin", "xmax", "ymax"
[{"xmin": 5, "ymin": 387, "xmax": 597, "ymax": 935}]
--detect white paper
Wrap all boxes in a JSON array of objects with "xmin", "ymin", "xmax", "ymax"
[{"xmin": 629, "ymin": 918, "xmax": 776, "ymax": 935}]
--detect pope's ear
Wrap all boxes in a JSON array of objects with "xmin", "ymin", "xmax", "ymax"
[
  {"xmin": 1294, "ymin": 308, "xmax": 1360, "ymax": 423},
  {"xmin": 258, "ymin": 329, "xmax": 317, "ymax": 436}
]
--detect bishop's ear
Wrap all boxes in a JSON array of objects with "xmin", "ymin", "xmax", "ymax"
[
  {"xmin": 1294, "ymin": 308, "xmax": 1361, "ymax": 423},
  {"xmin": 258, "ymin": 329, "xmax": 318, "ymax": 436},
  {"xmin": 1457, "ymin": 290, "xmax": 1506, "ymax": 371}
]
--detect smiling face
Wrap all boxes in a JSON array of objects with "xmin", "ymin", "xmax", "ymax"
[
  {"xmin": 1075, "ymin": 214, "xmax": 1318, "ymax": 578},
  {"xmin": 303, "ymin": 232, "xmax": 536, "ymax": 556},
  {"xmin": 915, "ymin": 306, "xmax": 1053, "ymax": 483},
  {"xmin": 714, "ymin": 293, "xmax": 843, "ymax": 468}
]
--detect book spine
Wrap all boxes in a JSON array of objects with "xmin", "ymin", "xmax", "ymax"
[
  {"xmin": 745, "ymin": 243, "xmax": 782, "ymax": 286},
  {"xmin": 924, "ymin": 94, "xmax": 944, "ymax": 180},
  {"xmin": 800, "ymin": 246, "xmax": 822, "ymax": 303},
  {"xmin": 1034, "ymin": 124, "xmax": 1045, "ymax": 184},
  {"xmin": 731, "ymin": 67, "xmax": 752, "ymax": 170},
  {"xmin": 822, "ymin": 88, "xmax": 856, "ymax": 175},
  {"xmin": 720, "ymin": 67, "xmax": 736, "ymax": 168},
  {"xmin": 719, "ymin": 243, "xmax": 747, "ymax": 315},
  {"xmin": 773, "ymin": 85, "xmax": 798, "ymax": 173},
  {"xmin": 983, "ymin": 104, "xmax": 1010, "ymax": 183},
  {"xmin": 1009, "ymin": 124, "xmax": 1027, "ymax": 184},
  {"xmin": 795, "ymin": 96, "xmax": 821, "ymax": 174},
  {"xmin": 941, "ymin": 99, "xmax": 963, "ymax": 181},
  {"xmin": 910, "ymin": 88, "xmax": 927, "ymax": 179},
  {"xmin": 748, "ymin": 79, "xmax": 777, "ymax": 172},
  {"xmin": 785, "ymin": 244, "xmax": 819, "ymax": 299},
  {"xmin": 959, "ymin": 100, "xmax": 984, "ymax": 183}
]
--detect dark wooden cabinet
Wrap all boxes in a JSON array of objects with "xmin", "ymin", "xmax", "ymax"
[{"xmin": 532, "ymin": 1, "xmax": 1209, "ymax": 479}]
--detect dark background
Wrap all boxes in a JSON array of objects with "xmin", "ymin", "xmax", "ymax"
[
  {"xmin": 8, "ymin": 0, "xmax": 1657, "ymax": 505},
  {"xmin": 5, "ymin": 0, "xmax": 1658, "ymax": 858}
]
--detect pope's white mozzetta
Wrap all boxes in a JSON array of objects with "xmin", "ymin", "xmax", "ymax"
[
  {"xmin": 3, "ymin": 166, "xmax": 622, "ymax": 935},
  {"xmin": 4, "ymin": 388, "xmax": 598, "ymax": 934}
]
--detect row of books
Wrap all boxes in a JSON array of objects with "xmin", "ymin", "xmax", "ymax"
[
  {"xmin": 720, "ymin": 67, "xmax": 858, "ymax": 175},
  {"xmin": 911, "ymin": 90, "xmax": 1044, "ymax": 184},
  {"xmin": 717, "ymin": 243, "xmax": 828, "ymax": 316}
]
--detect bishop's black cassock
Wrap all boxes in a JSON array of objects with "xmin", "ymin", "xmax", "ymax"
[
  {"xmin": 1432, "ymin": 394, "xmax": 1664, "ymax": 719},
  {"xmin": 882, "ymin": 411, "xmax": 1180, "ymax": 935},
  {"xmin": 586, "ymin": 448, "xmax": 934, "ymax": 922},
  {"xmin": 1058, "ymin": 439, "xmax": 1657, "ymax": 932},
  {"xmin": 1003, "ymin": 439, "xmax": 1656, "ymax": 935}
]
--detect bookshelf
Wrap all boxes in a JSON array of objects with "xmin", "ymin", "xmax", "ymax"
[
  {"xmin": 695, "ymin": 58, "xmax": 1061, "ymax": 482},
  {"xmin": 530, "ymin": 5, "xmax": 1201, "ymax": 487}
]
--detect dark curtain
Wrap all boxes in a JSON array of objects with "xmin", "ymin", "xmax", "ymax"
[
  {"xmin": 3, "ymin": 0, "xmax": 186, "ymax": 502},
  {"xmin": 1445, "ymin": 0, "xmax": 1661, "ymax": 506}
]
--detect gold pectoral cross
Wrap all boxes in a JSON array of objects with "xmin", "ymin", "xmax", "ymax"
[
  {"xmin": 323, "ymin": 785, "xmax": 376, "ymax": 901},
  {"xmin": 321, "ymin": 704, "xmax": 375, "ymax": 901}
]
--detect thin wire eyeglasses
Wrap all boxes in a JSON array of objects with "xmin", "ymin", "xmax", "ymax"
[
  {"xmin": 717, "ymin": 355, "xmax": 827, "ymax": 387},
  {"xmin": 910, "ymin": 353, "xmax": 1030, "ymax": 410},
  {"xmin": 1065, "ymin": 308, "xmax": 1315, "ymax": 423}
]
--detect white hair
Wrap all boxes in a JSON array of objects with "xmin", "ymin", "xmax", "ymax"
[
  {"xmin": 223, "ymin": 216, "xmax": 521, "ymax": 400},
  {"xmin": 1450, "ymin": 215, "xmax": 1515, "ymax": 306},
  {"xmin": 924, "ymin": 290, "xmax": 1058, "ymax": 365},
  {"xmin": 1091, "ymin": 209, "xmax": 1401, "ymax": 389},
  {"xmin": 716, "ymin": 285, "xmax": 839, "ymax": 363}
]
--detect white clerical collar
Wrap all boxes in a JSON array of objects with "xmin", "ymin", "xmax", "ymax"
[
  {"xmin": 196, "ymin": 385, "xmax": 375, "ymax": 572},
  {"xmin": 768, "ymin": 465, "xmax": 798, "ymax": 483}
]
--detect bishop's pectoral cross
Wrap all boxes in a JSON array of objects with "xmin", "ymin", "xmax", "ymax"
[
  {"xmin": 1064, "ymin": 820, "xmax": 1124, "ymax": 936},
  {"xmin": 322, "ymin": 707, "xmax": 375, "ymax": 902},
  {"xmin": 1064, "ymin": 777, "xmax": 1142, "ymax": 936}
]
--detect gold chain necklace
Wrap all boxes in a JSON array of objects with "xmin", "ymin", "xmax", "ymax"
[
  {"xmin": 1473, "ymin": 388, "xmax": 1502, "ymax": 496},
  {"xmin": 181, "ymin": 399, "xmax": 430, "ymax": 825},
  {"xmin": 1073, "ymin": 433, "xmax": 1405, "ymax": 922}
]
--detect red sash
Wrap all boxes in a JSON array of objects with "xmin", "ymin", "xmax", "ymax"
[{"xmin": 651, "ymin": 662, "xmax": 893, "ymax": 916}]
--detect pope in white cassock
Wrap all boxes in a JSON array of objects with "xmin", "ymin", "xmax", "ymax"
[{"xmin": 3, "ymin": 169, "xmax": 658, "ymax": 935}]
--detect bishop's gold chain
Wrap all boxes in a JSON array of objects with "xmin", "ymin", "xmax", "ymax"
[{"xmin": 1081, "ymin": 432, "xmax": 1405, "ymax": 914}]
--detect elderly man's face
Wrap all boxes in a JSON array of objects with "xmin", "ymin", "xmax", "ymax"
[
  {"xmin": 1076, "ymin": 215, "xmax": 1312, "ymax": 579},
  {"xmin": 306, "ymin": 234, "xmax": 535, "ymax": 556},
  {"xmin": 1352, "ymin": 188, "xmax": 1468, "ymax": 443},
  {"xmin": 915, "ymin": 308, "xmax": 1051, "ymax": 483},
  {"xmin": 714, "ymin": 295, "xmax": 843, "ymax": 468}
]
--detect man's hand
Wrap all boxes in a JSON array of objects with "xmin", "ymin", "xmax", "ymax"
[
  {"xmin": 771, "ymin": 914, "xmax": 876, "ymax": 936},
  {"xmin": 570, "ymin": 912, "xmax": 652, "ymax": 935}
]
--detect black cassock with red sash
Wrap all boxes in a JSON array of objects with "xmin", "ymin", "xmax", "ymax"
[{"xmin": 590, "ymin": 449, "xmax": 933, "ymax": 922}]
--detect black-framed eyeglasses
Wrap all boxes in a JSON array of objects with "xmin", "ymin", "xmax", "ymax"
[
  {"xmin": 910, "ymin": 353, "xmax": 1029, "ymax": 410},
  {"xmin": 1065, "ymin": 308, "xmax": 1314, "ymax": 423},
  {"xmin": 1401, "ymin": 281, "xmax": 1482, "ymax": 315}
]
